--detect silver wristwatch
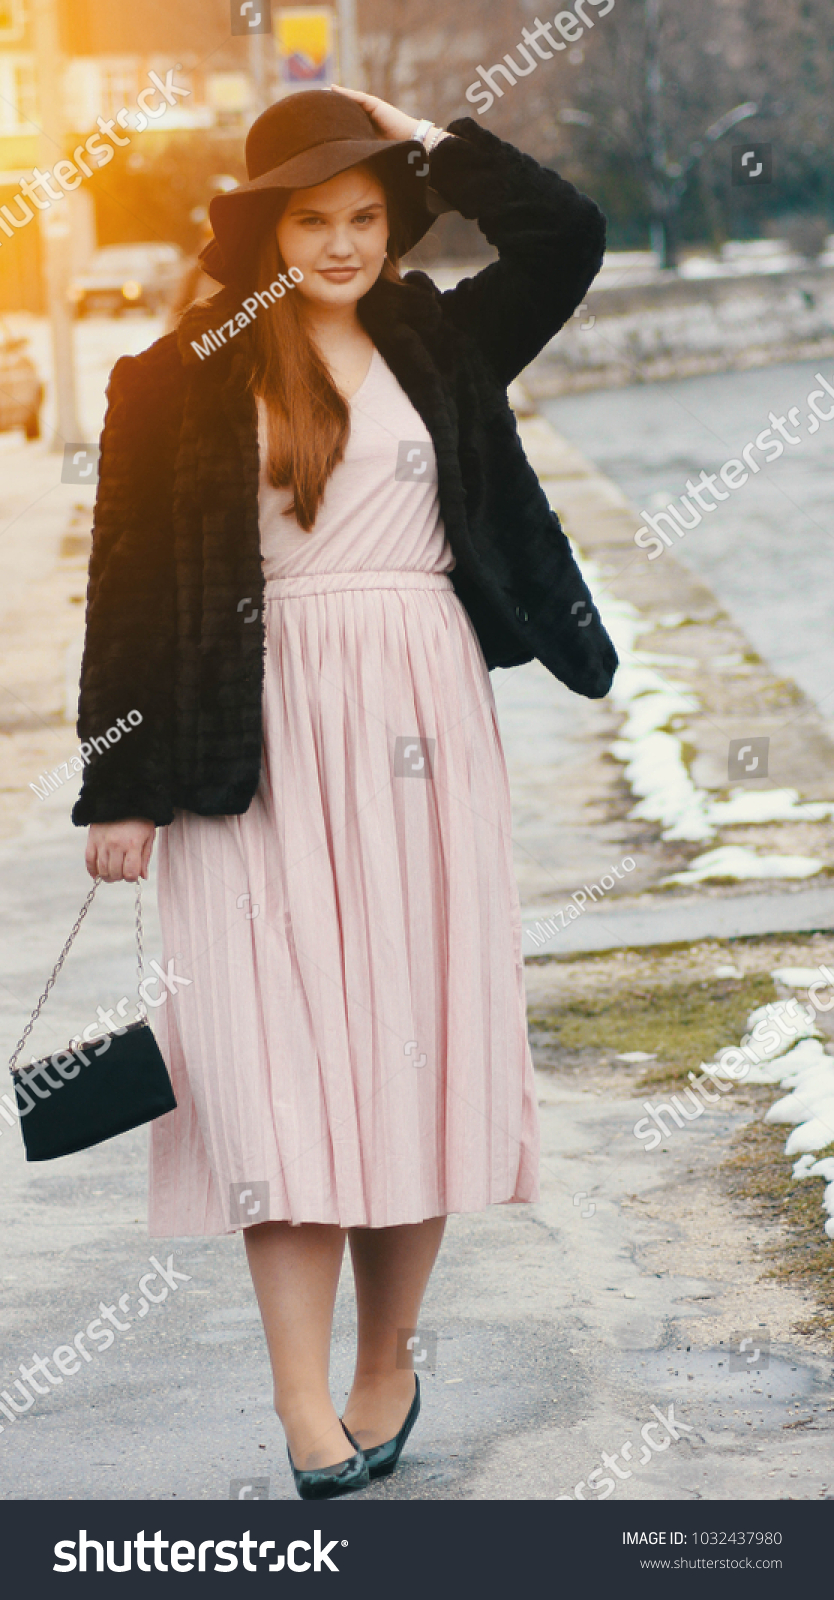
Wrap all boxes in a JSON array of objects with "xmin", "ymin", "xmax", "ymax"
[{"xmin": 412, "ymin": 118, "xmax": 443, "ymax": 154}]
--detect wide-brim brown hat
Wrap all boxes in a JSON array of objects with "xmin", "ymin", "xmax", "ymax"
[{"xmin": 199, "ymin": 88, "xmax": 452, "ymax": 286}]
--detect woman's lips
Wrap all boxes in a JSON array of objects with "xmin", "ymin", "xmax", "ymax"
[{"xmin": 318, "ymin": 267, "xmax": 360, "ymax": 279}]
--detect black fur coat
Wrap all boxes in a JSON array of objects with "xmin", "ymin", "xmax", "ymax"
[{"xmin": 72, "ymin": 115, "xmax": 617, "ymax": 828}]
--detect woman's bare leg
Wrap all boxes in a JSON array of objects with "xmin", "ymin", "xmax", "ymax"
[
  {"xmin": 244, "ymin": 1220, "xmax": 350, "ymax": 1470},
  {"xmin": 342, "ymin": 1216, "xmax": 446, "ymax": 1449}
]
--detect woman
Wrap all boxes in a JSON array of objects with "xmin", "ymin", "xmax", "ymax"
[{"xmin": 73, "ymin": 84, "xmax": 617, "ymax": 1498}]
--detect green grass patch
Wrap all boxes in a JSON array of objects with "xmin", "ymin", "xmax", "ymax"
[{"xmin": 529, "ymin": 972, "xmax": 779, "ymax": 1088}]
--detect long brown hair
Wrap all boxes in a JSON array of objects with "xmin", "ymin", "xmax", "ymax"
[{"xmin": 246, "ymin": 163, "xmax": 408, "ymax": 532}]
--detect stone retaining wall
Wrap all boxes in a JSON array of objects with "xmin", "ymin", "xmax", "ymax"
[{"xmin": 527, "ymin": 266, "xmax": 834, "ymax": 395}]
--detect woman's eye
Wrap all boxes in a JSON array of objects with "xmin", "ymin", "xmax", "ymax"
[{"xmin": 297, "ymin": 213, "xmax": 377, "ymax": 227}]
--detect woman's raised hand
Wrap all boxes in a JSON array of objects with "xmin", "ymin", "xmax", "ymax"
[
  {"xmin": 329, "ymin": 84, "xmax": 424, "ymax": 144},
  {"xmin": 86, "ymin": 819, "xmax": 156, "ymax": 883}
]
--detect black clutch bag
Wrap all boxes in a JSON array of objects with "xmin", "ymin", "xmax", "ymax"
[{"xmin": 8, "ymin": 878, "xmax": 177, "ymax": 1162}]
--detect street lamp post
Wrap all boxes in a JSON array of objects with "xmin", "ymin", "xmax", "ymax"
[
  {"xmin": 29, "ymin": 0, "xmax": 82, "ymax": 447},
  {"xmin": 651, "ymin": 101, "xmax": 760, "ymax": 270},
  {"xmin": 249, "ymin": 30, "xmax": 272, "ymax": 115},
  {"xmin": 336, "ymin": 0, "xmax": 359, "ymax": 89},
  {"xmin": 644, "ymin": 0, "xmax": 759, "ymax": 269}
]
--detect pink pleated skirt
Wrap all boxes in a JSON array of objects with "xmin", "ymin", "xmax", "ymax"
[{"xmin": 147, "ymin": 568, "xmax": 540, "ymax": 1234}]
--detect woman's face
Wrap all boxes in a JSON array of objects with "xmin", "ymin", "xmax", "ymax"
[{"xmin": 275, "ymin": 164, "xmax": 389, "ymax": 311}]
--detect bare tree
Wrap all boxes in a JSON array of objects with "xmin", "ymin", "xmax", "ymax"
[
  {"xmin": 354, "ymin": 0, "xmax": 834, "ymax": 256},
  {"xmin": 735, "ymin": 0, "xmax": 834, "ymax": 221},
  {"xmin": 548, "ymin": 0, "xmax": 764, "ymax": 263}
]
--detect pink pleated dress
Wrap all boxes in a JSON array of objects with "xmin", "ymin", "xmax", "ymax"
[{"xmin": 147, "ymin": 344, "xmax": 539, "ymax": 1235}]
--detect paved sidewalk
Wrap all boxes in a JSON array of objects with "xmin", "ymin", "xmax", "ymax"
[
  {"xmin": 502, "ymin": 392, "xmax": 834, "ymax": 919},
  {"xmin": 522, "ymin": 885, "xmax": 834, "ymax": 959}
]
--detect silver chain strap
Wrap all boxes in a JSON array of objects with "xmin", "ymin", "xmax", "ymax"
[
  {"xmin": 8, "ymin": 879, "xmax": 146, "ymax": 1076},
  {"xmin": 135, "ymin": 880, "xmax": 147, "ymax": 1022}
]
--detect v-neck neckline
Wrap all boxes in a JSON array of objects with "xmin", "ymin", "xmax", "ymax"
[
  {"xmin": 346, "ymin": 345, "xmax": 377, "ymax": 406},
  {"xmin": 256, "ymin": 345, "xmax": 379, "ymax": 437}
]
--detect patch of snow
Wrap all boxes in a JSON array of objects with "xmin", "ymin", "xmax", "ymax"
[
  {"xmin": 630, "ymin": 651, "xmax": 699, "ymax": 669},
  {"xmin": 781, "ymin": 1062, "xmax": 834, "ymax": 1096},
  {"xmin": 707, "ymin": 1008, "xmax": 823, "ymax": 1085},
  {"xmin": 745, "ymin": 1005, "xmax": 821, "ymax": 1044},
  {"xmin": 617, "ymin": 732, "xmax": 714, "ymax": 842},
  {"xmin": 708, "ymin": 789, "xmax": 834, "ymax": 826},
  {"xmin": 574, "ymin": 568, "xmax": 716, "ymax": 843},
  {"xmin": 766, "ymin": 1072, "xmax": 834, "ymax": 1124},
  {"xmin": 665, "ymin": 846, "xmax": 824, "ymax": 884},
  {"xmin": 771, "ymin": 967, "xmax": 833, "ymax": 988},
  {"xmin": 713, "ymin": 965, "xmax": 742, "ymax": 978},
  {"xmin": 785, "ymin": 1113, "xmax": 834, "ymax": 1156},
  {"xmin": 678, "ymin": 257, "xmax": 729, "ymax": 280},
  {"xmin": 750, "ymin": 1038, "xmax": 828, "ymax": 1085},
  {"xmin": 573, "ymin": 553, "xmax": 834, "ymax": 852},
  {"xmin": 616, "ymin": 1051, "xmax": 656, "ymax": 1062},
  {"xmin": 741, "ymin": 1059, "xmax": 817, "ymax": 1086},
  {"xmin": 706, "ymin": 986, "xmax": 834, "ymax": 1229}
]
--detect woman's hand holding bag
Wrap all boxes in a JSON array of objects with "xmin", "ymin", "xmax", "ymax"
[{"xmin": 85, "ymin": 818, "xmax": 156, "ymax": 883}]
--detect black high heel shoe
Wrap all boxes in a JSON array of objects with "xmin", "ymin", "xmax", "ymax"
[
  {"xmin": 287, "ymin": 1424, "xmax": 369, "ymax": 1500},
  {"xmin": 355, "ymin": 1375, "xmax": 421, "ymax": 1481}
]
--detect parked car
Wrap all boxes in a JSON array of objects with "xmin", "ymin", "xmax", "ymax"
[
  {"xmin": 0, "ymin": 322, "xmax": 43, "ymax": 440},
  {"xmin": 68, "ymin": 243, "xmax": 184, "ymax": 317}
]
